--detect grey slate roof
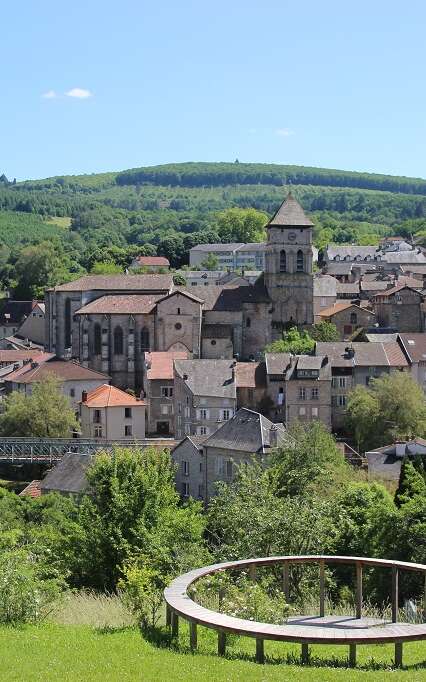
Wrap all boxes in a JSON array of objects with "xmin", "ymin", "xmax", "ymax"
[
  {"xmin": 336, "ymin": 282, "xmax": 360, "ymax": 295},
  {"xmin": 267, "ymin": 193, "xmax": 313, "ymax": 227},
  {"xmin": 296, "ymin": 355, "xmax": 324, "ymax": 370},
  {"xmin": 40, "ymin": 453, "xmax": 92, "ymax": 494},
  {"xmin": 265, "ymin": 353, "xmax": 292, "ymax": 375},
  {"xmin": 324, "ymin": 262, "xmax": 354, "ymax": 276},
  {"xmin": 190, "ymin": 243, "xmax": 243, "ymax": 252},
  {"xmin": 236, "ymin": 243, "xmax": 266, "ymax": 252},
  {"xmin": 203, "ymin": 408, "xmax": 286, "ymax": 453},
  {"xmin": 315, "ymin": 342, "xmax": 408, "ymax": 368},
  {"xmin": 174, "ymin": 359, "xmax": 237, "ymax": 398},
  {"xmin": 326, "ymin": 246, "xmax": 379, "ymax": 260},
  {"xmin": 383, "ymin": 251, "xmax": 426, "ymax": 263},
  {"xmin": 313, "ymin": 275, "xmax": 337, "ymax": 297},
  {"xmin": 365, "ymin": 333, "xmax": 398, "ymax": 343},
  {"xmin": 51, "ymin": 274, "xmax": 173, "ymax": 292}
]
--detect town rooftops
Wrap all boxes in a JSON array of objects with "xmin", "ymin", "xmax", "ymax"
[
  {"xmin": 0, "ymin": 300, "xmax": 38, "ymax": 325},
  {"xmin": 296, "ymin": 355, "xmax": 324, "ymax": 371},
  {"xmin": 133, "ymin": 256, "xmax": 170, "ymax": 267},
  {"xmin": 75, "ymin": 294, "xmax": 163, "ymax": 315},
  {"xmin": 236, "ymin": 242, "xmax": 266, "ymax": 252},
  {"xmin": 267, "ymin": 193, "xmax": 313, "ymax": 228},
  {"xmin": 203, "ymin": 407, "xmax": 286, "ymax": 453},
  {"xmin": 315, "ymin": 341, "xmax": 408, "ymax": 368},
  {"xmin": 320, "ymin": 302, "xmax": 368, "ymax": 317},
  {"xmin": 174, "ymin": 359, "xmax": 237, "ymax": 398},
  {"xmin": 0, "ymin": 349, "xmax": 44, "ymax": 364},
  {"xmin": 190, "ymin": 242, "xmax": 244, "ymax": 253},
  {"xmin": 398, "ymin": 333, "xmax": 426, "ymax": 363},
  {"xmin": 81, "ymin": 384, "xmax": 146, "ymax": 407},
  {"xmin": 326, "ymin": 245, "xmax": 379, "ymax": 260},
  {"xmin": 313, "ymin": 275, "xmax": 337, "ymax": 297},
  {"xmin": 336, "ymin": 282, "xmax": 360, "ymax": 296},
  {"xmin": 372, "ymin": 284, "xmax": 423, "ymax": 299},
  {"xmin": 366, "ymin": 437, "xmax": 426, "ymax": 457},
  {"xmin": 40, "ymin": 453, "xmax": 92, "ymax": 495},
  {"xmin": 5, "ymin": 357, "xmax": 110, "ymax": 384},
  {"xmin": 382, "ymin": 250, "xmax": 426, "ymax": 263},
  {"xmin": 19, "ymin": 480, "xmax": 41, "ymax": 498},
  {"xmin": 50, "ymin": 274, "xmax": 173, "ymax": 292},
  {"xmin": 145, "ymin": 351, "xmax": 188, "ymax": 381},
  {"xmin": 265, "ymin": 353, "xmax": 292, "ymax": 375},
  {"xmin": 235, "ymin": 362, "xmax": 267, "ymax": 388}
]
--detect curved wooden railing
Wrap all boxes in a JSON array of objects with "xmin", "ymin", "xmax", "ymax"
[{"xmin": 164, "ymin": 555, "xmax": 426, "ymax": 667}]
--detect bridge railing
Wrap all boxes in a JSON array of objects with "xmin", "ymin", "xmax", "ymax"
[{"xmin": 0, "ymin": 437, "xmax": 177, "ymax": 461}]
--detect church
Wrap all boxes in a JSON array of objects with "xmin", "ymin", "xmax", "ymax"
[{"xmin": 45, "ymin": 194, "xmax": 314, "ymax": 389}]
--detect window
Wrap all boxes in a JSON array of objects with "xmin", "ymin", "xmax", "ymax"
[
  {"xmin": 177, "ymin": 415, "xmax": 182, "ymax": 426},
  {"xmin": 178, "ymin": 402, "xmax": 182, "ymax": 414},
  {"xmin": 299, "ymin": 406, "xmax": 306, "ymax": 416},
  {"xmin": 198, "ymin": 408, "xmax": 208, "ymax": 420},
  {"xmin": 222, "ymin": 409, "xmax": 232, "ymax": 421},
  {"xmin": 161, "ymin": 404, "xmax": 171, "ymax": 415},
  {"xmin": 94, "ymin": 425, "xmax": 103, "ymax": 438},
  {"xmin": 191, "ymin": 282, "xmax": 197, "ymax": 286},
  {"xmin": 312, "ymin": 407, "xmax": 319, "ymax": 417},
  {"xmin": 114, "ymin": 326, "xmax": 123, "ymax": 355},
  {"xmin": 175, "ymin": 323, "xmax": 182, "ymax": 330},
  {"xmin": 161, "ymin": 386, "xmax": 173, "ymax": 398},
  {"xmin": 185, "ymin": 406, "xmax": 190, "ymax": 418},
  {"xmin": 65, "ymin": 298, "xmax": 72, "ymax": 348},
  {"xmin": 140, "ymin": 327, "xmax": 150, "ymax": 351},
  {"xmin": 94, "ymin": 323, "xmax": 102, "ymax": 355},
  {"xmin": 350, "ymin": 312, "xmax": 357, "ymax": 325},
  {"xmin": 211, "ymin": 339, "xmax": 217, "ymax": 346},
  {"xmin": 198, "ymin": 484, "xmax": 203, "ymax": 499},
  {"xmin": 182, "ymin": 460, "xmax": 189, "ymax": 476},
  {"xmin": 198, "ymin": 426, "xmax": 209, "ymax": 435},
  {"xmin": 93, "ymin": 409, "xmax": 101, "ymax": 424},
  {"xmin": 177, "ymin": 308, "xmax": 181, "ymax": 315},
  {"xmin": 280, "ymin": 250, "xmax": 287, "ymax": 272},
  {"xmin": 125, "ymin": 425, "xmax": 132, "ymax": 436},
  {"xmin": 226, "ymin": 460, "xmax": 233, "ymax": 478},
  {"xmin": 70, "ymin": 388, "xmax": 75, "ymax": 398},
  {"xmin": 311, "ymin": 388, "xmax": 319, "ymax": 400},
  {"xmin": 333, "ymin": 395, "xmax": 347, "ymax": 407},
  {"xmin": 125, "ymin": 407, "xmax": 132, "ymax": 418},
  {"xmin": 182, "ymin": 482, "xmax": 190, "ymax": 497},
  {"xmin": 332, "ymin": 377, "xmax": 347, "ymax": 389},
  {"xmin": 296, "ymin": 250, "xmax": 304, "ymax": 272},
  {"xmin": 184, "ymin": 422, "xmax": 190, "ymax": 434},
  {"xmin": 246, "ymin": 317, "xmax": 251, "ymax": 328},
  {"xmin": 199, "ymin": 462, "xmax": 203, "ymax": 472},
  {"xmin": 299, "ymin": 387, "xmax": 306, "ymax": 400}
]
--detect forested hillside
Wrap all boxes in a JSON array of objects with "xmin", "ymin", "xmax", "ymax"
[{"xmin": 1, "ymin": 161, "xmax": 426, "ymax": 297}]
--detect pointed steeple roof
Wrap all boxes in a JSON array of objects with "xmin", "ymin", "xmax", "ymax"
[{"xmin": 267, "ymin": 192, "xmax": 313, "ymax": 227}]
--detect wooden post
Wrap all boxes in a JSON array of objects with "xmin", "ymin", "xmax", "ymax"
[
  {"xmin": 189, "ymin": 621, "xmax": 197, "ymax": 651},
  {"xmin": 166, "ymin": 603, "xmax": 171, "ymax": 627},
  {"xmin": 249, "ymin": 564, "xmax": 256, "ymax": 580},
  {"xmin": 283, "ymin": 562, "xmax": 290, "ymax": 601},
  {"xmin": 356, "ymin": 563, "xmax": 363, "ymax": 619},
  {"xmin": 171, "ymin": 610, "xmax": 179, "ymax": 638},
  {"xmin": 319, "ymin": 560, "xmax": 325, "ymax": 618},
  {"xmin": 423, "ymin": 573, "xmax": 426, "ymax": 622},
  {"xmin": 301, "ymin": 642, "xmax": 309, "ymax": 664},
  {"xmin": 392, "ymin": 566, "xmax": 399, "ymax": 623},
  {"xmin": 218, "ymin": 630, "xmax": 226, "ymax": 656},
  {"xmin": 349, "ymin": 643, "xmax": 356, "ymax": 667},
  {"xmin": 395, "ymin": 642, "xmax": 403, "ymax": 667},
  {"xmin": 255, "ymin": 638, "xmax": 264, "ymax": 664}
]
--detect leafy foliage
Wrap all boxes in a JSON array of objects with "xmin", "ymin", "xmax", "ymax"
[{"xmin": 264, "ymin": 327, "xmax": 315, "ymax": 355}]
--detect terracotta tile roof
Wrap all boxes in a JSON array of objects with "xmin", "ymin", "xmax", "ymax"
[
  {"xmin": 235, "ymin": 362, "xmax": 267, "ymax": 388},
  {"xmin": 6, "ymin": 358, "xmax": 109, "ymax": 384},
  {"xmin": 267, "ymin": 193, "xmax": 313, "ymax": 227},
  {"xmin": 315, "ymin": 342, "xmax": 408, "ymax": 368},
  {"xmin": 0, "ymin": 350, "xmax": 44, "ymax": 363},
  {"xmin": 398, "ymin": 333, "xmax": 426, "ymax": 363},
  {"xmin": 134, "ymin": 256, "xmax": 170, "ymax": 266},
  {"xmin": 19, "ymin": 480, "xmax": 41, "ymax": 498},
  {"xmin": 51, "ymin": 274, "xmax": 173, "ymax": 292},
  {"xmin": 82, "ymin": 384, "xmax": 146, "ymax": 407},
  {"xmin": 75, "ymin": 294, "xmax": 163, "ymax": 315},
  {"xmin": 146, "ymin": 351, "xmax": 188, "ymax": 380},
  {"xmin": 319, "ymin": 302, "xmax": 355, "ymax": 317},
  {"xmin": 373, "ymin": 284, "xmax": 422, "ymax": 298},
  {"xmin": 383, "ymin": 342, "xmax": 410, "ymax": 367}
]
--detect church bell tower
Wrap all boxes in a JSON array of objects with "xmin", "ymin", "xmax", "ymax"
[{"xmin": 264, "ymin": 193, "xmax": 314, "ymax": 330}]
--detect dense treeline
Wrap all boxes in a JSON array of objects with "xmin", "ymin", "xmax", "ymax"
[{"xmin": 116, "ymin": 161, "xmax": 426, "ymax": 196}]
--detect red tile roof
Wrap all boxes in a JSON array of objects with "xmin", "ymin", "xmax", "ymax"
[
  {"xmin": 235, "ymin": 362, "xmax": 267, "ymax": 388},
  {"xmin": 134, "ymin": 256, "xmax": 170, "ymax": 267},
  {"xmin": 320, "ymin": 302, "xmax": 356, "ymax": 317},
  {"xmin": 0, "ymin": 350, "xmax": 44, "ymax": 363},
  {"xmin": 373, "ymin": 284, "xmax": 422, "ymax": 299},
  {"xmin": 19, "ymin": 480, "xmax": 41, "ymax": 498},
  {"xmin": 75, "ymin": 294, "xmax": 163, "ymax": 315},
  {"xmin": 146, "ymin": 351, "xmax": 188, "ymax": 380},
  {"xmin": 82, "ymin": 384, "xmax": 146, "ymax": 407},
  {"xmin": 6, "ymin": 358, "xmax": 109, "ymax": 384}
]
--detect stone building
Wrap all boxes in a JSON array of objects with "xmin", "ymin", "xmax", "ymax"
[
  {"xmin": 398, "ymin": 333, "xmax": 426, "ymax": 393},
  {"xmin": 319, "ymin": 303, "xmax": 377, "ymax": 339},
  {"xmin": 79, "ymin": 384, "xmax": 146, "ymax": 440},
  {"xmin": 171, "ymin": 435, "xmax": 206, "ymax": 500},
  {"xmin": 142, "ymin": 350, "xmax": 188, "ymax": 435},
  {"xmin": 372, "ymin": 285, "xmax": 424, "ymax": 333}
]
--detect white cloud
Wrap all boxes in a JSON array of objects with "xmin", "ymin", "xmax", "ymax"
[
  {"xmin": 65, "ymin": 88, "xmax": 93, "ymax": 99},
  {"xmin": 42, "ymin": 90, "xmax": 57, "ymax": 99},
  {"xmin": 275, "ymin": 128, "xmax": 294, "ymax": 137}
]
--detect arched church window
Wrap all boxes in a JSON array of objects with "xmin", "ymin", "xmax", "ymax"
[
  {"xmin": 65, "ymin": 298, "xmax": 72, "ymax": 348},
  {"xmin": 94, "ymin": 323, "xmax": 101, "ymax": 355},
  {"xmin": 350, "ymin": 312, "xmax": 357, "ymax": 325},
  {"xmin": 246, "ymin": 317, "xmax": 251, "ymax": 328},
  {"xmin": 279, "ymin": 250, "xmax": 286, "ymax": 272},
  {"xmin": 113, "ymin": 326, "xmax": 123, "ymax": 355},
  {"xmin": 141, "ymin": 327, "xmax": 150, "ymax": 352},
  {"xmin": 296, "ymin": 250, "xmax": 304, "ymax": 272}
]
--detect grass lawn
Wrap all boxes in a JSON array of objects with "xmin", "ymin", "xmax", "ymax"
[{"xmin": 1, "ymin": 621, "xmax": 425, "ymax": 682}]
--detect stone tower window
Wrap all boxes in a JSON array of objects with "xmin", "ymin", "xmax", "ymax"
[
  {"xmin": 350, "ymin": 312, "xmax": 357, "ymax": 325},
  {"xmin": 140, "ymin": 327, "xmax": 150, "ymax": 351},
  {"xmin": 279, "ymin": 250, "xmax": 286, "ymax": 273},
  {"xmin": 94, "ymin": 323, "xmax": 101, "ymax": 355},
  {"xmin": 246, "ymin": 317, "xmax": 251, "ymax": 328},
  {"xmin": 296, "ymin": 250, "xmax": 304, "ymax": 272},
  {"xmin": 113, "ymin": 326, "xmax": 123, "ymax": 355},
  {"xmin": 65, "ymin": 298, "xmax": 72, "ymax": 348}
]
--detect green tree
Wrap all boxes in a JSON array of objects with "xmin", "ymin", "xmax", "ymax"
[
  {"xmin": 13, "ymin": 241, "xmax": 70, "ymax": 298},
  {"xmin": 215, "ymin": 208, "xmax": 268, "ymax": 243},
  {"xmin": 200, "ymin": 253, "xmax": 219, "ymax": 270},
  {"xmin": 270, "ymin": 421, "xmax": 351, "ymax": 498},
  {"xmin": 395, "ymin": 459, "xmax": 426, "ymax": 507},
  {"xmin": 0, "ymin": 376, "xmax": 78, "ymax": 438},
  {"xmin": 172, "ymin": 273, "xmax": 187, "ymax": 285},
  {"xmin": 264, "ymin": 326, "xmax": 315, "ymax": 355},
  {"xmin": 346, "ymin": 373, "xmax": 426, "ymax": 451},
  {"xmin": 77, "ymin": 447, "xmax": 206, "ymax": 590},
  {"xmin": 90, "ymin": 260, "xmax": 123, "ymax": 274},
  {"xmin": 310, "ymin": 321, "xmax": 340, "ymax": 342}
]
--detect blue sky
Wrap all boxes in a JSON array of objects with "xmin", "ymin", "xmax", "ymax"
[{"xmin": 2, "ymin": 0, "xmax": 426, "ymax": 180}]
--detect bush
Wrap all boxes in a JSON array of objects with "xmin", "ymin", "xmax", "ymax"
[
  {"xmin": 0, "ymin": 549, "xmax": 63, "ymax": 625},
  {"xmin": 119, "ymin": 564, "xmax": 166, "ymax": 629}
]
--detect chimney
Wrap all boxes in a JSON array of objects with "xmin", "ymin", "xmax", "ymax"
[
  {"xmin": 269, "ymin": 424, "xmax": 279, "ymax": 448},
  {"xmin": 183, "ymin": 373, "xmax": 188, "ymax": 381},
  {"xmin": 30, "ymin": 361, "xmax": 38, "ymax": 369},
  {"xmin": 345, "ymin": 346, "xmax": 355, "ymax": 359},
  {"xmin": 81, "ymin": 390, "xmax": 88, "ymax": 403}
]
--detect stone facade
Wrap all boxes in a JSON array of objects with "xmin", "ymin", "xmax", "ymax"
[
  {"xmin": 171, "ymin": 436, "xmax": 205, "ymax": 499},
  {"xmin": 372, "ymin": 286, "xmax": 424, "ymax": 333},
  {"xmin": 320, "ymin": 303, "xmax": 377, "ymax": 340}
]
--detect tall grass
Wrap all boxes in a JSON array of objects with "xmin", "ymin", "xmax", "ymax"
[{"xmin": 51, "ymin": 590, "xmax": 135, "ymax": 629}]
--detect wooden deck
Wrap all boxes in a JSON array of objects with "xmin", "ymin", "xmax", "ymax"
[{"xmin": 164, "ymin": 555, "xmax": 426, "ymax": 666}]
